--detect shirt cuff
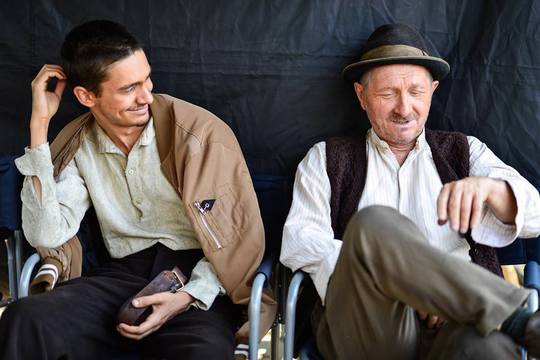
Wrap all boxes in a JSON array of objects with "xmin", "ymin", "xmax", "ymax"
[
  {"xmin": 471, "ymin": 205, "xmax": 518, "ymax": 247},
  {"xmin": 181, "ymin": 279, "xmax": 225, "ymax": 310},
  {"xmin": 312, "ymin": 241, "xmax": 342, "ymax": 305},
  {"xmin": 15, "ymin": 143, "xmax": 54, "ymax": 178},
  {"xmin": 502, "ymin": 177, "xmax": 528, "ymax": 236}
]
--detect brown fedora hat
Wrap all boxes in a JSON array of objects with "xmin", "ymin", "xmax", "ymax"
[{"xmin": 343, "ymin": 23, "xmax": 450, "ymax": 82}]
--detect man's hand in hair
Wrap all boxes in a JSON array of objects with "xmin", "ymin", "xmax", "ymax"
[{"xmin": 30, "ymin": 64, "xmax": 67, "ymax": 147}]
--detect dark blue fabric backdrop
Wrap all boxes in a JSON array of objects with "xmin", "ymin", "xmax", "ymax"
[{"xmin": 0, "ymin": 0, "xmax": 539, "ymax": 188}]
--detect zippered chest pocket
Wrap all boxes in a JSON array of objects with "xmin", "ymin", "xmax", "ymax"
[{"xmin": 192, "ymin": 187, "xmax": 243, "ymax": 251}]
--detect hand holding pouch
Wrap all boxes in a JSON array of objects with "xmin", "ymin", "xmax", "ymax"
[{"xmin": 116, "ymin": 266, "xmax": 187, "ymax": 326}]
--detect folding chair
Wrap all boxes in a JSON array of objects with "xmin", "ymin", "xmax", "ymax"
[
  {"xmin": 0, "ymin": 155, "xmax": 24, "ymax": 300},
  {"xmin": 247, "ymin": 175, "xmax": 293, "ymax": 360},
  {"xmin": 283, "ymin": 236, "xmax": 540, "ymax": 360}
]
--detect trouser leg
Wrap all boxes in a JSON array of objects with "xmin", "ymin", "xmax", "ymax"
[
  {"xmin": 0, "ymin": 264, "xmax": 147, "ymax": 360},
  {"xmin": 140, "ymin": 295, "xmax": 241, "ymax": 360},
  {"xmin": 425, "ymin": 322, "xmax": 521, "ymax": 360},
  {"xmin": 317, "ymin": 205, "xmax": 529, "ymax": 360}
]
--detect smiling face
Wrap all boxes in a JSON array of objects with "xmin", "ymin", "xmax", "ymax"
[
  {"xmin": 354, "ymin": 64, "xmax": 439, "ymax": 148},
  {"xmin": 77, "ymin": 49, "xmax": 154, "ymax": 131}
]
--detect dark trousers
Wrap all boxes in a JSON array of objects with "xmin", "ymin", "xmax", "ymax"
[
  {"xmin": 317, "ymin": 206, "xmax": 529, "ymax": 360},
  {"xmin": 0, "ymin": 244, "xmax": 240, "ymax": 360}
]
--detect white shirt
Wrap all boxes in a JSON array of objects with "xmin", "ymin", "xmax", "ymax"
[
  {"xmin": 280, "ymin": 129, "xmax": 540, "ymax": 303},
  {"xmin": 16, "ymin": 119, "xmax": 225, "ymax": 309}
]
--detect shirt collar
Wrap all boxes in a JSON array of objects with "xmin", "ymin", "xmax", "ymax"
[
  {"xmin": 367, "ymin": 127, "xmax": 427, "ymax": 153},
  {"xmin": 93, "ymin": 117, "xmax": 155, "ymax": 154}
]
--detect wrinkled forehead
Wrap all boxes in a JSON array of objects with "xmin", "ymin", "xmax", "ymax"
[{"xmin": 367, "ymin": 64, "xmax": 433, "ymax": 88}]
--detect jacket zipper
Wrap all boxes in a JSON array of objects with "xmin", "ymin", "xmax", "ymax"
[{"xmin": 193, "ymin": 201, "xmax": 223, "ymax": 249}]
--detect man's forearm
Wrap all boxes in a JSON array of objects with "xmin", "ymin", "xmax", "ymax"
[
  {"xmin": 29, "ymin": 116, "xmax": 51, "ymax": 203},
  {"xmin": 486, "ymin": 178, "xmax": 518, "ymax": 225}
]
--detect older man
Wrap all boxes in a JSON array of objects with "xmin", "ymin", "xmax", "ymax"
[{"xmin": 281, "ymin": 23, "xmax": 540, "ymax": 359}]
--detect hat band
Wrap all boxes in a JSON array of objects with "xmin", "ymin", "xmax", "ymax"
[{"xmin": 361, "ymin": 44, "xmax": 428, "ymax": 61}]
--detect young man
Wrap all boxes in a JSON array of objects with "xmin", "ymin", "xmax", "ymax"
[
  {"xmin": 281, "ymin": 23, "xmax": 540, "ymax": 359},
  {"xmin": 0, "ymin": 20, "xmax": 272, "ymax": 359}
]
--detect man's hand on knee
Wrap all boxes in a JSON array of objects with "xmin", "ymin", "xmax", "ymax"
[{"xmin": 116, "ymin": 291, "xmax": 194, "ymax": 340}]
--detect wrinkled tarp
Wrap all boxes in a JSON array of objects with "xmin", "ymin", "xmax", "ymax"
[{"xmin": 0, "ymin": 0, "xmax": 539, "ymax": 187}]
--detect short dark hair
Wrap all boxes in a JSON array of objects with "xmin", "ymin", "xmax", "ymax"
[{"xmin": 60, "ymin": 20, "xmax": 142, "ymax": 95}]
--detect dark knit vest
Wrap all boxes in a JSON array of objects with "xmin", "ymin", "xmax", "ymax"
[{"xmin": 326, "ymin": 129, "xmax": 502, "ymax": 276}]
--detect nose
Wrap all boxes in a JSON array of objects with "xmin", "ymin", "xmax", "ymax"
[
  {"xmin": 394, "ymin": 93, "xmax": 412, "ymax": 117},
  {"xmin": 137, "ymin": 79, "xmax": 154, "ymax": 104}
]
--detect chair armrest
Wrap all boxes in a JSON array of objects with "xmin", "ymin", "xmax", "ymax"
[
  {"xmin": 284, "ymin": 270, "xmax": 306, "ymax": 360},
  {"xmin": 255, "ymin": 257, "xmax": 273, "ymax": 287},
  {"xmin": 18, "ymin": 253, "xmax": 40, "ymax": 298},
  {"xmin": 524, "ymin": 260, "xmax": 540, "ymax": 312}
]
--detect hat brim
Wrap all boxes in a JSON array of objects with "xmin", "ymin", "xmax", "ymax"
[{"xmin": 342, "ymin": 56, "xmax": 450, "ymax": 83}]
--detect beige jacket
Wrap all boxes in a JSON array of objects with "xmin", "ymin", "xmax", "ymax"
[{"xmin": 35, "ymin": 93, "xmax": 276, "ymax": 345}]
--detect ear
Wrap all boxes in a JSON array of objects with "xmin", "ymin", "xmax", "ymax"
[
  {"xmin": 73, "ymin": 86, "xmax": 97, "ymax": 108},
  {"xmin": 431, "ymin": 80, "xmax": 439, "ymax": 93},
  {"xmin": 353, "ymin": 82, "xmax": 367, "ymax": 110}
]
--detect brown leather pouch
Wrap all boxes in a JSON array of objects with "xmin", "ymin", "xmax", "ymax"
[{"xmin": 116, "ymin": 266, "xmax": 188, "ymax": 326}]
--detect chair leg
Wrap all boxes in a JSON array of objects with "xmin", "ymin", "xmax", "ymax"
[
  {"xmin": 284, "ymin": 271, "xmax": 305, "ymax": 360},
  {"xmin": 270, "ymin": 323, "xmax": 279, "ymax": 360},
  {"xmin": 4, "ymin": 236, "xmax": 17, "ymax": 299},
  {"xmin": 14, "ymin": 230, "xmax": 24, "ymax": 289},
  {"xmin": 248, "ymin": 273, "xmax": 266, "ymax": 360},
  {"xmin": 523, "ymin": 261, "xmax": 540, "ymax": 359}
]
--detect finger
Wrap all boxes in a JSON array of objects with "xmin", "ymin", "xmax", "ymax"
[
  {"xmin": 135, "ymin": 324, "xmax": 162, "ymax": 340},
  {"xmin": 37, "ymin": 65, "xmax": 66, "ymax": 79},
  {"xmin": 417, "ymin": 311, "xmax": 428, "ymax": 321},
  {"xmin": 117, "ymin": 318, "xmax": 155, "ymax": 337},
  {"xmin": 33, "ymin": 69, "xmax": 67, "ymax": 90},
  {"xmin": 117, "ymin": 323, "xmax": 160, "ymax": 340},
  {"xmin": 427, "ymin": 315, "xmax": 438, "ymax": 329},
  {"xmin": 135, "ymin": 310, "xmax": 164, "ymax": 333},
  {"xmin": 459, "ymin": 188, "xmax": 474, "ymax": 233},
  {"xmin": 470, "ymin": 193, "xmax": 484, "ymax": 229},
  {"xmin": 54, "ymin": 79, "xmax": 67, "ymax": 98},
  {"xmin": 436, "ymin": 318, "xmax": 447, "ymax": 328},
  {"xmin": 133, "ymin": 293, "xmax": 164, "ymax": 308},
  {"xmin": 447, "ymin": 182, "xmax": 463, "ymax": 232},
  {"xmin": 437, "ymin": 184, "xmax": 451, "ymax": 225}
]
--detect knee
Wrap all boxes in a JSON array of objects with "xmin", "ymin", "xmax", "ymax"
[
  {"xmin": 343, "ymin": 205, "xmax": 408, "ymax": 247},
  {"xmin": 1, "ymin": 295, "xmax": 59, "ymax": 327},
  {"xmin": 3, "ymin": 297, "xmax": 35, "ymax": 321},
  {"xmin": 346, "ymin": 206, "xmax": 402, "ymax": 232}
]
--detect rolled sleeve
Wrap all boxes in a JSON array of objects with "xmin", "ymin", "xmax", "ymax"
[
  {"xmin": 281, "ymin": 142, "xmax": 342, "ymax": 304},
  {"xmin": 15, "ymin": 144, "xmax": 56, "ymax": 207},
  {"xmin": 16, "ymin": 143, "xmax": 54, "ymax": 177},
  {"xmin": 472, "ymin": 206, "xmax": 518, "ymax": 247},
  {"xmin": 15, "ymin": 143, "xmax": 90, "ymax": 248},
  {"xmin": 181, "ymin": 258, "xmax": 225, "ymax": 310},
  {"xmin": 468, "ymin": 136, "xmax": 540, "ymax": 245},
  {"xmin": 312, "ymin": 241, "xmax": 342, "ymax": 304}
]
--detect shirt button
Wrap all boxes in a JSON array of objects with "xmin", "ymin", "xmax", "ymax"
[{"xmin": 127, "ymin": 169, "xmax": 134, "ymax": 175}]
